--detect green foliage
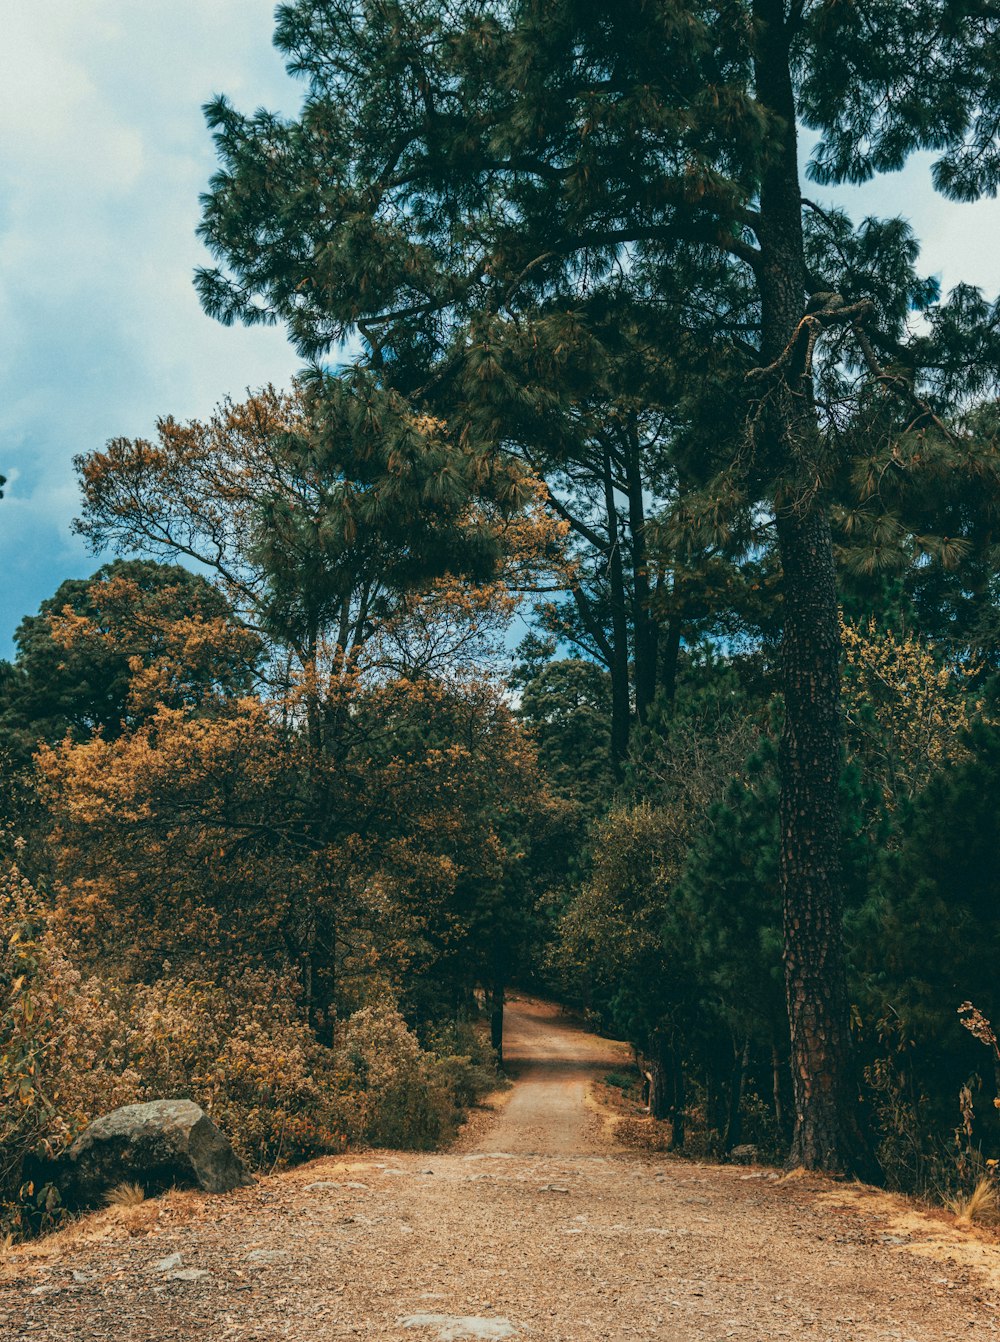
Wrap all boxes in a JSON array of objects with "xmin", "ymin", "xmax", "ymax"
[
  {"xmin": 603, "ymin": 1071, "xmax": 639, "ymax": 1092},
  {"xmin": 854, "ymin": 723, "xmax": 1000, "ymax": 1188},
  {"xmin": 512, "ymin": 645, "xmax": 614, "ymax": 830}
]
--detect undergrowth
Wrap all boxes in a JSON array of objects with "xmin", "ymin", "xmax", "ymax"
[{"xmin": 0, "ymin": 858, "xmax": 498, "ymax": 1241}]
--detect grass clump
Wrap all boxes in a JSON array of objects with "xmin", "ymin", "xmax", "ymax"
[
  {"xmin": 945, "ymin": 1176, "xmax": 997, "ymax": 1224},
  {"xmin": 103, "ymin": 1182, "xmax": 145, "ymax": 1208}
]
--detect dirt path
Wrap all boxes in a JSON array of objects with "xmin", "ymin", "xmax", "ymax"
[
  {"xmin": 475, "ymin": 996, "xmax": 630, "ymax": 1155},
  {"xmin": 3, "ymin": 996, "xmax": 1000, "ymax": 1341}
]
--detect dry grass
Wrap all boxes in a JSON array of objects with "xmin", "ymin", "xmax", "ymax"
[
  {"xmin": 103, "ymin": 1182, "xmax": 146, "ymax": 1208},
  {"xmin": 945, "ymin": 1177, "xmax": 997, "ymax": 1225}
]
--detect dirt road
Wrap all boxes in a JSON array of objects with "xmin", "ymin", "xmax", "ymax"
[{"xmin": 2, "ymin": 996, "xmax": 999, "ymax": 1341}]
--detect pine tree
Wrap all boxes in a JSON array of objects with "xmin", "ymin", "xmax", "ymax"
[{"xmin": 194, "ymin": 0, "xmax": 1000, "ymax": 1172}]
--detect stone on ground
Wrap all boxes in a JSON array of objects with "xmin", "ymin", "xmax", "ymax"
[
  {"xmin": 57, "ymin": 1100, "xmax": 253, "ymax": 1207},
  {"xmin": 400, "ymin": 1315, "xmax": 517, "ymax": 1340}
]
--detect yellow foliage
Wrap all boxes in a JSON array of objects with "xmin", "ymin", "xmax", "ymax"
[{"xmin": 840, "ymin": 617, "xmax": 986, "ymax": 808}]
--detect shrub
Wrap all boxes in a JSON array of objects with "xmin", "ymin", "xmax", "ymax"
[
  {"xmin": 0, "ymin": 853, "xmax": 132, "ymax": 1238},
  {"xmin": 1, "ymin": 855, "xmax": 497, "ymax": 1240},
  {"xmin": 335, "ymin": 999, "xmax": 454, "ymax": 1149}
]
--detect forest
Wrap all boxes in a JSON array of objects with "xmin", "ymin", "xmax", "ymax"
[{"xmin": 4, "ymin": 0, "xmax": 1000, "ymax": 1242}]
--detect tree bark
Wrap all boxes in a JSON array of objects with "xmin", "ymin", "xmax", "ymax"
[
  {"xmin": 623, "ymin": 415, "xmax": 659, "ymax": 721},
  {"xmin": 486, "ymin": 983, "xmax": 505, "ymax": 1065},
  {"xmin": 724, "ymin": 1037, "xmax": 751, "ymax": 1152},
  {"xmin": 771, "ymin": 1039, "xmax": 787, "ymax": 1135},
  {"xmin": 751, "ymin": 0, "xmax": 872, "ymax": 1177},
  {"xmin": 603, "ymin": 450, "xmax": 632, "ymax": 769},
  {"xmin": 646, "ymin": 1030, "xmax": 672, "ymax": 1120},
  {"xmin": 669, "ymin": 1048, "xmax": 686, "ymax": 1150},
  {"xmin": 660, "ymin": 604, "xmax": 683, "ymax": 706}
]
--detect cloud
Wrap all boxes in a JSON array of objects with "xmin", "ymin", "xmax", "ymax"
[{"xmin": 801, "ymin": 140, "xmax": 1000, "ymax": 297}]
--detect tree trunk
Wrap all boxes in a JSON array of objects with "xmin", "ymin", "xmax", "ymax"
[
  {"xmin": 487, "ymin": 983, "xmax": 505, "ymax": 1065},
  {"xmin": 603, "ymin": 450, "xmax": 632, "ymax": 769},
  {"xmin": 724, "ymin": 1037, "xmax": 751, "ymax": 1152},
  {"xmin": 624, "ymin": 416, "xmax": 659, "ymax": 722},
  {"xmin": 646, "ymin": 1031, "xmax": 672, "ymax": 1120},
  {"xmin": 751, "ymin": 0, "xmax": 872, "ymax": 1177},
  {"xmin": 771, "ymin": 1039, "xmax": 787, "ymax": 1135},
  {"xmin": 669, "ymin": 1049, "xmax": 686, "ymax": 1150},
  {"xmin": 776, "ymin": 505, "xmax": 869, "ymax": 1171},
  {"xmin": 660, "ymin": 604, "xmax": 683, "ymax": 706}
]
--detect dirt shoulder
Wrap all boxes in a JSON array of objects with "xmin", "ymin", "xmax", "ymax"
[{"xmin": 2, "ymin": 996, "xmax": 999, "ymax": 1341}]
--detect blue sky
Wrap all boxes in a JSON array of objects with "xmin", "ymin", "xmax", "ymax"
[{"xmin": 1, "ymin": 4, "xmax": 999, "ymax": 656}]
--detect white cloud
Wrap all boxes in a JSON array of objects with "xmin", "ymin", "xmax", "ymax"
[{"xmin": 801, "ymin": 141, "xmax": 1000, "ymax": 298}]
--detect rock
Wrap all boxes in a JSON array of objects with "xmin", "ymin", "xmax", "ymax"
[
  {"xmin": 167, "ymin": 1268, "xmax": 210, "ymax": 1283},
  {"xmin": 56, "ymin": 1100, "xmax": 254, "ymax": 1207},
  {"xmin": 727, "ymin": 1144, "xmax": 759, "ymax": 1165},
  {"xmin": 151, "ymin": 1254, "xmax": 184, "ymax": 1273},
  {"xmin": 400, "ymin": 1315, "xmax": 517, "ymax": 1340},
  {"xmin": 246, "ymin": 1250, "xmax": 289, "ymax": 1265}
]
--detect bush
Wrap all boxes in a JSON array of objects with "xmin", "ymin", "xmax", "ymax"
[
  {"xmin": 1, "ymin": 867, "xmax": 343, "ymax": 1238},
  {"xmin": 1, "ymin": 853, "xmax": 500, "ymax": 1240},
  {"xmin": 334, "ymin": 1000, "xmax": 455, "ymax": 1149},
  {"xmin": 603, "ymin": 1071, "xmax": 639, "ymax": 1091},
  {"xmin": 1, "ymin": 854, "xmax": 134, "ymax": 1238}
]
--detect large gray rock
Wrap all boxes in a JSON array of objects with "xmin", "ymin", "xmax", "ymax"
[
  {"xmin": 727, "ymin": 1143, "xmax": 760, "ymax": 1165},
  {"xmin": 57, "ymin": 1100, "xmax": 254, "ymax": 1206}
]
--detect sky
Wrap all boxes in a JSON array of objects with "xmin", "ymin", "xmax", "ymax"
[{"xmin": 1, "ymin": 4, "xmax": 999, "ymax": 656}]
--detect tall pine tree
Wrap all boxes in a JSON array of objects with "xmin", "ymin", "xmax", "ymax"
[{"xmin": 195, "ymin": 0, "xmax": 999, "ymax": 1172}]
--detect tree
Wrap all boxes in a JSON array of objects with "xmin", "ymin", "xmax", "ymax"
[
  {"xmin": 37, "ymin": 644, "xmax": 543, "ymax": 1047},
  {"xmin": 75, "ymin": 386, "xmax": 539, "ymax": 684},
  {"xmin": 512, "ymin": 639, "xmax": 614, "ymax": 815},
  {"xmin": 73, "ymin": 385, "xmax": 562, "ymax": 1050},
  {"xmin": 452, "ymin": 289, "xmax": 768, "ymax": 768},
  {"xmin": 192, "ymin": 0, "xmax": 1000, "ymax": 1171},
  {"xmin": 858, "ymin": 723, "xmax": 1000, "ymax": 1173},
  {"xmin": 0, "ymin": 560, "xmax": 259, "ymax": 766}
]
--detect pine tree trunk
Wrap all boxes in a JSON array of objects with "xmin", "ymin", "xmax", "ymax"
[
  {"xmin": 724, "ymin": 1038, "xmax": 751, "ymax": 1152},
  {"xmin": 646, "ymin": 1031, "xmax": 672, "ymax": 1121},
  {"xmin": 776, "ymin": 504, "xmax": 867, "ymax": 1171},
  {"xmin": 669, "ymin": 1049, "xmax": 686, "ymax": 1150},
  {"xmin": 624, "ymin": 416, "xmax": 659, "ymax": 721},
  {"xmin": 487, "ymin": 983, "xmax": 505, "ymax": 1065},
  {"xmin": 751, "ymin": 0, "xmax": 872, "ymax": 1177},
  {"xmin": 660, "ymin": 605, "xmax": 683, "ymax": 706},
  {"xmin": 771, "ymin": 1039, "xmax": 787, "ymax": 1135},
  {"xmin": 604, "ymin": 451, "xmax": 632, "ymax": 768}
]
